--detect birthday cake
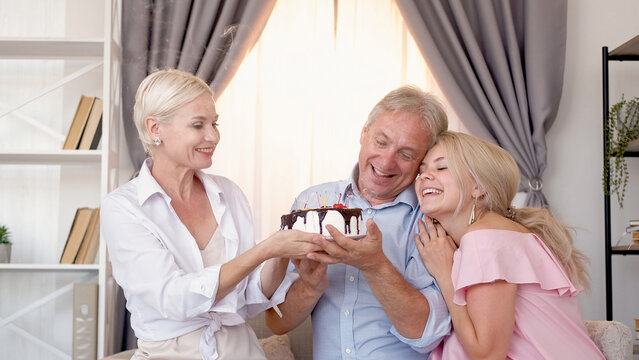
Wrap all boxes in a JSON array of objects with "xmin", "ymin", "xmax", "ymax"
[{"xmin": 280, "ymin": 205, "xmax": 364, "ymax": 238}]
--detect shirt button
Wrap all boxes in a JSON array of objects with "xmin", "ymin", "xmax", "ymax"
[
  {"xmin": 366, "ymin": 209, "xmax": 373, "ymax": 214},
  {"xmin": 344, "ymin": 310, "xmax": 350, "ymax": 316},
  {"xmin": 345, "ymin": 348, "xmax": 351, "ymax": 354},
  {"xmin": 349, "ymin": 275, "xmax": 355, "ymax": 282}
]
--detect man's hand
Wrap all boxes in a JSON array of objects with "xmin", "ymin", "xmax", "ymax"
[
  {"xmin": 266, "ymin": 258, "xmax": 328, "ymax": 334},
  {"xmin": 292, "ymin": 258, "xmax": 329, "ymax": 296},
  {"xmin": 307, "ymin": 219, "xmax": 388, "ymax": 272}
]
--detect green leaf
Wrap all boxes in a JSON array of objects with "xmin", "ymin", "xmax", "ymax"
[{"xmin": 603, "ymin": 96, "xmax": 639, "ymax": 208}]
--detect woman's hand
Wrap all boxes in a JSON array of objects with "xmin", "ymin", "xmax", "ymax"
[
  {"xmin": 259, "ymin": 231, "xmax": 322, "ymax": 299},
  {"xmin": 263, "ymin": 229, "xmax": 323, "ymax": 259},
  {"xmin": 414, "ymin": 217, "xmax": 457, "ymax": 282}
]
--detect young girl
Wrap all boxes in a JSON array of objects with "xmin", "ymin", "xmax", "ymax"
[{"xmin": 414, "ymin": 131, "xmax": 603, "ymax": 359}]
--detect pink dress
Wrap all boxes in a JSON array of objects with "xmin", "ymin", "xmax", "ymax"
[{"xmin": 428, "ymin": 229, "xmax": 604, "ymax": 360}]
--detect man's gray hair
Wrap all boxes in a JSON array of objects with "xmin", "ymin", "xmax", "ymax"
[{"xmin": 367, "ymin": 85, "xmax": 448, "ymax": 147}]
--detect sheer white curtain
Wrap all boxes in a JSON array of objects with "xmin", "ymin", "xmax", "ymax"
[{"xmin": 212, "ymin": 0, "xmax": 462, "ymax": 240}]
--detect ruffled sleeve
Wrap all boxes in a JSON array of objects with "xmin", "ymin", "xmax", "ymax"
[{"xmin": 451, "ymin": 229, "xmax": 581, "ymax": 305}]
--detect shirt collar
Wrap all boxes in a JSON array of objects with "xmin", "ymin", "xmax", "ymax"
[
  {"xmin": 136, "ymin": 158, "xmax": 167, "ymax": 205},
  {"xmin": 135, "ymin": 158, "xmax": 223, "ymax": 206},
  {"xmin": 347, "ymin": 163, "xmax": 418, "ymax": 211}
]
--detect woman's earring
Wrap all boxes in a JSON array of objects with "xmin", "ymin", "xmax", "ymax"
[
  {"xmin": 154, "ymin": 137, "xmax": 162, "ymax": 146},
  {"xmin": 468, "ymin": 197, "xmax": 477, "ymax": 225}
]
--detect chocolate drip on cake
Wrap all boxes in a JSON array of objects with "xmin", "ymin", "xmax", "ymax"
[
  {"xmin": 317, "ymin": 210, "xmax": 328, "ymax": 234},
  {"xmin": 280, "ymin": 207, "xmax": 363, "ymax": 235}
]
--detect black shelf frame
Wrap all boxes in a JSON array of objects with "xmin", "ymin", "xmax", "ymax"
[
  {"xmin": 602, "ymin": 45, "xmax": 639, "ymax": 321},
  {"xmin": 611, "ymin": 249, "xmax": 639, "ymax": 255}
]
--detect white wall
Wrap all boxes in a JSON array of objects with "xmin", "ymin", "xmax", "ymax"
[{"xmin": 546, "ymin": 0, "xmax": 639, "ymax": 330}]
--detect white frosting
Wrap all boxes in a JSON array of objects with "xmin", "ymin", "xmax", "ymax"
[{"xmin": 290, "ymin": 209, "xmax": 363, "ymax": 237}]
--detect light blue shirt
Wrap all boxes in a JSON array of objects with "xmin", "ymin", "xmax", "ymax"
[{"xmin": 289, "ymin": 166, "xmax": 451, "ymax": 360}]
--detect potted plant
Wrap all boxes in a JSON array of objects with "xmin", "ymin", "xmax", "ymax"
[
  {"xmin": 0, "ymin": 225, "xmax": 11, "ymax": 263},
  {"xmin": 603, "ymin": 96, "xmax": 639, "ymax": 208}
]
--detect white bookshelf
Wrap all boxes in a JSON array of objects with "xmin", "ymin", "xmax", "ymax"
[
  {"xmin": 0, "ymin": 150, "xmax": 102, "ymax": 164},
  {"xmin": 0, "ymin": 0, "xmax": 122, "ymax": 359},
  {"xmin": 0, "ymin": 38, "xmax": 104, "ymax": 59},
  {"xmin": 0, "ymin": 263, "xmax": 100, "ymax": 271}
]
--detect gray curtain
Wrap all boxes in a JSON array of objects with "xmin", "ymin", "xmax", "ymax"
[
  {"xmin": 122, "ymin": 0, "xmax": 276, "ymax": 169},
  {"xmin": 396, "ymin": 0, "xmax": 567, "ymax": 207}
]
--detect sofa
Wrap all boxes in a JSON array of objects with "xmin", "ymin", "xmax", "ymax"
[
  {"xmin": 246, "ymin": 312, "xmax": 312, "ymax": 360},
  {"xmin": 102, "ymin": 318, "xmax": 632, "ymax": 360},
  {"xmin": 583, "ymin": 320, "xmax": 634, "ymax": 360}
]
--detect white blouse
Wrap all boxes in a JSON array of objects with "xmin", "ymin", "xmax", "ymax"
[
  {"xmin": 101, "ymin": 158, "xmax": 296, "ymax": 360},
  {"xmin": 200, "ymin": 229, "xmax": 226, "ymax": 267}
]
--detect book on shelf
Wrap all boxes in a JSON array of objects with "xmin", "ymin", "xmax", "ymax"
[
  {"xmin": 75, "ymin": 208, "xmax": 100, "ymax": 264},
  {"xmin": 63, "ymin": 95, "xmax": 95, "ymax": 150},
  {"xmin": 78, "ymin": 97, "xmax": 103, "ymax": 150},
  {"xmin": 629, "ymin": 219, "xmax": 639, "ymax": 226},
  {"xmin": 625, "ymin": 225, "xmax": 639, "ymax": 234},
  {"xmin": 72, "ymin": 282, "xmax": 98, "ymax": 360},
  {"xmin": 60, "ymin": 207, "xmax": 97, "ymax": 264}
]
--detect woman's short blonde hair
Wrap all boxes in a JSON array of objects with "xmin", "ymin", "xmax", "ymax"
[{"xmin": 133, "ymin": 69, "xmax": 214, "ymax": 155}]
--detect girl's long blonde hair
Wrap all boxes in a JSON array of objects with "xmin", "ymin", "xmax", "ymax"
[{"xmin": 436, "ymin": 131, "xmax": 590, "ymax": 290}]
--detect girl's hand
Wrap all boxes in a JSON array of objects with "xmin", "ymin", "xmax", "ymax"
[{"xmin": 414, "ymin": 217, "xmax": 457, "ymax": 281}]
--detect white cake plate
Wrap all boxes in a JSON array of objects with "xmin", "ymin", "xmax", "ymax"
[{"xmin": 324, "ymin": 234, "xmax": 366, "ymax": 240}]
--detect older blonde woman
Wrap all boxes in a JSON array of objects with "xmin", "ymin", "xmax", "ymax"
[
  {"xmin": 101, "ymin": 69, "xmax": 321, "ymax": 360},
  {"xmin": 414, "ymin": 131, "xmax": 604, "ymax": 359}
]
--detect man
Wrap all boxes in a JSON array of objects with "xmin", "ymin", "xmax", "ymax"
[{"xmin": 266, "ymin": 85, "xmax": 451, "ymax": 359}]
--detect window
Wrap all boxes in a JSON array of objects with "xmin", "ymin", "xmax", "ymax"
[{"xmin": 213, "ymin": 0, "xmax": 461, "ymax": 238}]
